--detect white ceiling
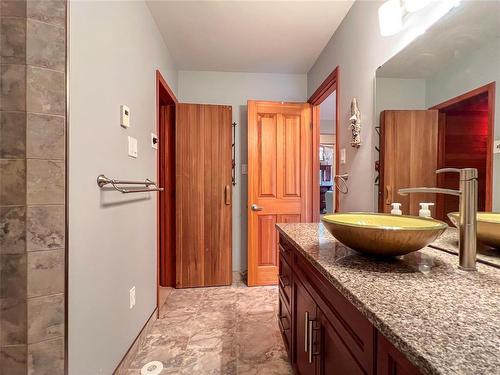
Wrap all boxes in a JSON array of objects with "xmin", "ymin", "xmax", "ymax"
[
  {"xmin": 146, "ymin": 1, "xmax": 354, "ymax": 74},
  {"xmin": 377, "ymin": 1, "xmax": 500, "ymax": 79}
]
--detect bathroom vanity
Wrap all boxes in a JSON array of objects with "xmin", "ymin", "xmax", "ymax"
[{"xmin": 276, "ymin": 223, "xmax": 500, "ymax": 375}]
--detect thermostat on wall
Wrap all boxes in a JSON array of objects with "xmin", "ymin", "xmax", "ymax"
[{"xmin": 120, "ymin": 105, "xmax": 130, "ymax": 128}]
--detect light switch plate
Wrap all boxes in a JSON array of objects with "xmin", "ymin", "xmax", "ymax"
[
  {"xmin": 128, "ymin": 136, "xmax": 137, "ymax": 158},
  {"xmin": 129, "ymin": 286, "xmax": 135, "ymax": 309},
  {"xmin": 241, "ymin": 164, "xmax": 248, "ymax": 175},
  {"xmin": 151, "ymin": 133, "xmax": 158, "ymax": 149},
  {"xmin": 120, "ymin": 105, "xmax": 130, "ymax": 128},
  {"xmin": 340, "ymin": 148, "xmax": 346, "ymax": 164},
  {"xmin": 494, "ymin": 139, "xmax": 500, "ymax": 154}
]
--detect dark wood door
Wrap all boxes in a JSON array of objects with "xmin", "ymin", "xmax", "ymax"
[
  {"xmin": 247, "ymin": 101, "xmax": 313, "ymax": 286},
  {"xmin": 317, "ymin": 309, "xmax": 365, "ymax": 375},
  {"xmin": 379, "ymin": 110, "xmax": 439, "ymax": 216},
  {"xmin": 294, "ymin": 279, "xmax": 317, "ymax": 375},
  {"xmin": 175, "ymin": 103, "xmax": 232, "ymax": 288}
]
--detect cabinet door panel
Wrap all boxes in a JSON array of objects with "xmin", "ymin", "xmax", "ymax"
[
  {"xmin": 377, "ymin": 334, "xmax": 421, "ymax": 375},
  {"xmin": 294, "ymin": 279, "xmax": 317, "ymax": 375},
  {"xmin": 319, "ymin": 310, "xmax": 365, "ymax": 375}
]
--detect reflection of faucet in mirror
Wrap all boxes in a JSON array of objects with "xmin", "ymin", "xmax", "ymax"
[{"xmin": 398, "ymin": 168, "xmax": 478, "ymax": 271}]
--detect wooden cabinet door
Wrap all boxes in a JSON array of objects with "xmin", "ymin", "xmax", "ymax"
[
  {"xmin": 294, "ymin": 279, "xmax": 317, "ymax": 375},
  {"xmin": 377, "ymin": 334, "xmax": 421, "ymax": 375},
  {"xmin": 379, "ymin": 110, "xmax": 439, "ymax": 216},
  {"xmin": 317, "ymin": 309, "xmax": 366, "ymax": 375},
  {"xmin": 175, "ymin": 103, "xmax": 232, "ymax": 288},
  {"xmin": 248, "ymin": 101, "xmax": 312, "ymax": 286}
]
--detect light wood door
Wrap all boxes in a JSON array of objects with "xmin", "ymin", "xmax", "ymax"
[
  {"xmin": 248, "ymin": 101, "xmax": 312, "ymax": 286},
  {"xmin": 176, "ymin": 103, "xmax": 232, "ymax": 288},
  {"xmin": 379, "ymin": 110, "xmax": 439, "ymax": 216}
]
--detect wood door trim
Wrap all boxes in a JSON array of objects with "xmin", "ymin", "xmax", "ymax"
[
  {"xmin": 156, "ymin": 69, "xmax": 177, "ymax": 316},
  {"xmin": 431, "ymin": 82, "xmax": 495, "ymax": 211},
  {"xmin": 309, "ymin": 66, "xmax": 340, "ymax": 219}
]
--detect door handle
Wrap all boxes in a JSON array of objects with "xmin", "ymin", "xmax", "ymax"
[
  {"xmin": 224, "ymin": 185, "xmax": 231, "ymax": 205},
  {"xmin": 251, "ymin": 204, "xmax": 263, "ymax": 212},
  {"xmin": 308, "ymin": 319, "xmax": 314, "ymax": 363},
  {"xmin": 304, "ymin": 312, "xmax": 309, "ymax": 353}
]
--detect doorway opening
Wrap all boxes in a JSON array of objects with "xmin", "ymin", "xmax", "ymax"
[
  {"xmin": 309, "ymin": 67, "xmax": 340, "ymax": 221},
  {"xmin": 156, "ymin": 70, "xmax": 177, "ymax": 311},
  {"xmin": 431, "ymin": 83, "xmax": 495, "ymax": 222}
]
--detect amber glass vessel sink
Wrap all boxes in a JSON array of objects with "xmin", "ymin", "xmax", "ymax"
[
  {"xmin": 321, "ymin": 213, "xmax": 448, "ymax": 256},
  {"xmin": 448, "ymin": 212, "xmax": 500, "ymax": 249}
]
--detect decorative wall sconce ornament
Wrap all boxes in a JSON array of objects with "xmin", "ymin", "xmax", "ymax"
[{"xmin": 349, "ymin": 98, "xmax": 361, "ymax": 148}]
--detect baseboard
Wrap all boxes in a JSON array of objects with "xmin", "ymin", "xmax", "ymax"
[{"xmin": 113, "ymin": 307, "xmax": 158, "ymax": 375}]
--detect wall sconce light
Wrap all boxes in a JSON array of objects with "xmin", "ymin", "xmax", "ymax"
[{"xmin": 378, "ymin": 0, "xmax": 403, "ymax": 36}]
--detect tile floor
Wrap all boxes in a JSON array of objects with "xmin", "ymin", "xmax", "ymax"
[{"xmin": 126, "ymin": 279, "xmax": 293, "ymax": 374}]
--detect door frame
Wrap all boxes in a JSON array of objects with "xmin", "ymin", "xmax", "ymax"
[
  {"xmin": 308, "ymin": 66, "xmax": 340, "ymax": 221},
  {"xmin": 430, "ymin": 82, "xmax": 495, "ymax": 212},
  {"xmin": 156, "ymin": 70, "xmax": 178, "ymax": 315}
]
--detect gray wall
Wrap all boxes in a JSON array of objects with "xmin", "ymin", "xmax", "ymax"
[
  {"xmin": 307, "ymin": 0, "xmax": 452, "ymax": 212},
  {"xmin": 0, "ymin": 0, "xmax": 66, "ymax": 373},
  {"xmin": 68, "ymin": 1, "xmax": 177, "ymax": 374},
  {"xmin": 178, "ymin": 70, "xmax": 307, "ymax": 272}
]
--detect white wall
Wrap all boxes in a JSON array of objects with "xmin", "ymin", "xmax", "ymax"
[
  {"xmin": 425, "ymin": 38, "xmax": 500, "ymax": 210},
  {"xmin": 308, "ymin": 0, "xmax": 452, "ymax": 212},
  {"xmin": 69, "ymin": 1, "xmax": 177, "ymax": 374},
  {"xmin": 178, "ymin": 70, "xmax": 307, "ymax": 272}
]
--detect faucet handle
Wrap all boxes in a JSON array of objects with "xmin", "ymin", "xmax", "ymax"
[
  {"xmin": 436, "ymin": 168, "xmax": 461, "ymax": 174},
  {"xmin": 436, "ymin": 168, "xmax": 478, "ymax": 180}
]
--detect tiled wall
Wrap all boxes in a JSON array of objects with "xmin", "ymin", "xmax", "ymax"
[{"xmin": 0, "ymin": 1, "xmax": 66, "ymax": 373}]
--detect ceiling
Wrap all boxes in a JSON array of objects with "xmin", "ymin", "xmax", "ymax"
[
  {"xmin": 146, "ymin": 1, "xmax": 354, "ymax": 74},
  {"xmin": 377, "ymin": 1, "xmax": 500, "ymax": 79}
]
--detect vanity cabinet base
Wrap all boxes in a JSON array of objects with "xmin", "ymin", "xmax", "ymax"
[{"xmin": 278, "ymin": 234, "xmax": 421, "ymax": 375}]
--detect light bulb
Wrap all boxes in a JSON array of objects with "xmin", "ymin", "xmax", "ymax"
[{"xmin": 378, "ymin": 0, "xmax": 403, "ymax": 37}]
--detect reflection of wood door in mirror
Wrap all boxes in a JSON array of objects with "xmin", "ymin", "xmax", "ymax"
[
  {"xmin": 379, "ymin": 110, "xmax": 439, "ymax": 216},
  {"xmin": 176, "ymin": 103, "xmax": 232, "ymax": 288},
  {"xmin": 248, "ymin": 101, "xmax": 312, "ymax": 286}
]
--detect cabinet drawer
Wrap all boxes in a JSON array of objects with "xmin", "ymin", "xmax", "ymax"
[
  {"xmin": 279, "ymin": 235, "xmax": 293, "ymax": 264},
  {"xmin": 279, "ymin": 255, "xmax": 292, "ymax": 308},
  {"xmin": 278, "ymin": 289, "xmax": 292, "ymax": 357}
]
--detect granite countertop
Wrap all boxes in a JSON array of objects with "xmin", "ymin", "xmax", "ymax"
[
  {"xmin": 430, "ymin": 228, "xmax": 500, "ymax": 268},
  {"xmin": 276, "ymin": 223, "xmax": 500, "ymax": 375}
]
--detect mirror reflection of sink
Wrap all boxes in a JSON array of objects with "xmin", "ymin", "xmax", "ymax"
[
  {"xmin": 321, "ymin": 213, "xmax": 448, "ymax": 256},
  {"xmin": 448, "ymin": 212, "xmax": 500, "ymax": 249}
]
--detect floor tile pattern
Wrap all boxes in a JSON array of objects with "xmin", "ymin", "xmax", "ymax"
[{"xmin": 127, "ymin": 281, "xmax": 293, "ymax": 374}]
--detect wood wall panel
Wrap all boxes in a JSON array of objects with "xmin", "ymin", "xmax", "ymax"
[{"xmin": 176, "ymin": 103, "xmax": 232, "ymax": 288}]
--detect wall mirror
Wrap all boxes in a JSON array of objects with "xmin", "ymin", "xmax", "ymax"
[{"xmin": 375, "ymin": 1, "xmax": 499, "ymax": 222}]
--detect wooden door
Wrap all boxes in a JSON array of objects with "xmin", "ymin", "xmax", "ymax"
[
  {"xmin": 294, "ymin": 279, "xmax": 317, "ymax": 375},
  {"xmin": 317, "ymin": 309, "xmax": 365, "ymax": 375},
  {"xmin": 248, "ymin": 101, "xmax": 312, "ymax": 286},
  {"xmin": 379, "ymin": 110, "xmax": 439, "ymax": 216},
  {"xmin": 176, "ymin": 103, "xmax": 232, "ymax": 288}
]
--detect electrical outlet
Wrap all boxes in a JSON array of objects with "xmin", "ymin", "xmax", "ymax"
[
  {"xmin": 494, "ymin": 139, "xmax": 500, "ymax": 154},
  {"xmin": 129, "ymin": 286, "xmax": 136, "ymax": 309},
  {"xmin": 340, "ymin": 148, "xmax": 346, "ymax": 164},
  {"xmin": 151, "ymin": 133, "xmax": 158, "ymax": 149}
]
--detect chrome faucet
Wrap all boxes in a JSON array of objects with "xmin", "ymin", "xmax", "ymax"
[{"xmin": 398, "ymin": 168, "xmax": 478, "ymax": 271}]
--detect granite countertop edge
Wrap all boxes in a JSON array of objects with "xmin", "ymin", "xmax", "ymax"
[{"xmin": 276, "ymin": 225, "xmax": 451, "ymax": 375}]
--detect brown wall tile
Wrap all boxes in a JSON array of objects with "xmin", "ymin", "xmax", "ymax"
[
  {"xmin": 27, "ymin": 293, "xmax": 64, "ymax": 343},
  {"xmin": 0, "ymin": 344, "xmax": 27, "ymax": 375},
  {"xmin": 1, "ymin": 0, "xmax": 27, "ymax": 17},
  {"xmin": 26, "ymin": 113, "xmax": 64, "ymax": 160},
  {"xmin": 27, "ymin": 0, "xmax": 65, "ymax": 28},
  {"xmin": 26, "ymin": 159, "xmax": 64, "ymax": 205},
  {"xmin": 27, "ymin": 249, "xmax": 64, "ymax": 298},
  {"xmin": 0, "ymin": 253, "xmax": 27, "ymax": 299},
  {"xmin": 0, "ymin": 159, "xmax": 26, "ymax": 206},
  {"xmin": 0, "ymin": 298, "xmax": 27, "ymax": 345},
  {"xmin": 0, "ymin": 206, "xmax": 26, "ymax": 254},
  {"xmin": 1, "ymin": 18, "xmax": 26, "ymax": 64},
  {"xmin": 0, "ymin": 111, "xmax": 26, "ymax": 159},
  {"xmin": 26, "ymin": 205, "xmax": 64, "ymax": 251},
  {"xmin": 0, "ymin": 64, "xmax": 26, "ymax": 111},
  {"xmin": 27, "ymin": 19, "xmax": 65, "ymax": 72},
  {"xmin": 26, "ymin": 66, "xmax": 64, "ymax": 115}
]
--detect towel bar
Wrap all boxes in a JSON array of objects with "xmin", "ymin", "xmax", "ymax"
[{"xmin": 97, "ymin": 174, "xmax": 163, "ymax": 194}]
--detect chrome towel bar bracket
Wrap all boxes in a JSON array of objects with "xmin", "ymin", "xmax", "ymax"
[{"xmin": 97, "ymin": 174, "xmax": 164, "ymax": 194}]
